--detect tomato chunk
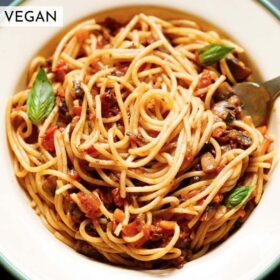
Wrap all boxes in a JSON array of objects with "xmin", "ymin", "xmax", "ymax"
[
  {"xmin": 113, "ymin": 209, "xmax": 125, "ymax": 223},
  {"xmin": 198, "ymin": 70, "xmax": 212, "ymax": 88},
  {"xmin": 42, "ymin": 126, "xmax": 57, "ymax": 152},
  {"xmin": 84, "ymin": 146, "xmax": 99, "ymax": 158},
  {"xmin": 122, "ymin": 219, "xmax": 142, "ymax": 237},
  {"xmin": 77, "ymin": 192, "xmax": 101, "ymax": 220},
  {"xmin": 73, "ymin": 106, "xmax": 82, "ymax": 116},
  {"xmin": 54, "ymin": 60, "xmax": 69, "ymax": 83},
  {"xmin": 76, "ymin": 29, "xmax": 89, "ymax": 44},
  {"xmin": 112, "ymin": 188, "xmax": 125, "ymax": 208}
]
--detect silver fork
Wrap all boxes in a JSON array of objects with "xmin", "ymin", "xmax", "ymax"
[{"xmin": 233, "ymin": 76, "xmax": 280, "ymax": 126}]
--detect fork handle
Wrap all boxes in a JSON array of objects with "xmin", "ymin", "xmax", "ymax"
[{"xmin": 262, "ymin": 75, "xmax": 280, "ymax": 100}]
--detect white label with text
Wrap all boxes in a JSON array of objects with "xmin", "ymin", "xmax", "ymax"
[{"xmin": 0, "ymin": 6, "xmax": 63, "ymax": 27}]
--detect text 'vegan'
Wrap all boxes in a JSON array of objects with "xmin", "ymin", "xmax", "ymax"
[{"xmin": 4, "ymin": 10, "xmax": 56, "ymax": 22}]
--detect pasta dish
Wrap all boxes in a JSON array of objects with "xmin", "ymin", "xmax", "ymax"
[{"xmin": 6, "ymin": 13, "xmax": 275, "ymax": 269}]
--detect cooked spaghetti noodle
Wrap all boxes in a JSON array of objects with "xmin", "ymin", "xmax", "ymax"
[{"xmin": 6, "ymin": 14, "xmax": 275, "ymax": 269}]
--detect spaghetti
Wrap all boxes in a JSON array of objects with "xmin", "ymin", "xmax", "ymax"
[{"xmin": 6, "ymin": 14, "xmax": 275, "ymax": 269}]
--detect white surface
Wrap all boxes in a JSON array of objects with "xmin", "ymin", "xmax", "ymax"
[{"xmin": 0, "ymin": 0, "xmax": 280, "ymax": 279}]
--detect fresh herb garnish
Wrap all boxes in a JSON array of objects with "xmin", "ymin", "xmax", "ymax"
[
  {"xmin": 224, "ymin": 186, "xmax": 254, "ymax": 208},
  {"xmin": 198, "ymin": 43, "xmax": 234, "ymax": 66},
  {"xmin": 27, "ymin": 68, "xmax": 55, "ymax": 125}
]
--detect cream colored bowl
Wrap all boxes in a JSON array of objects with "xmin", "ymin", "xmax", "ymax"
[{"xmin": 0, "ymin": 0, "xmax": 280, "ymax": 279}]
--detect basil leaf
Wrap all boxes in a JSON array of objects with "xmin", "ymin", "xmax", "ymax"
[
  {"xmin": 27, "ymin": 68, "xmax": 55, "ymax": 125},
  {"xmin": 198, "ymin": 43, "xmax": 234, "ymax": 66},
  {"xmin": 224, "ymin": 186, "xmax": 254, "ymax": 208}
]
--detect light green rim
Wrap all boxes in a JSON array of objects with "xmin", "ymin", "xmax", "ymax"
[
  {"xmin": 0, "ymin": 0, "xmax": 279, "ymax": 279},
  {"xmin": 7, "ymin": 0, "xmax": 24, "ymax": 6},
  {"xmin": 0, "ymin": 252, "xmax": 29, "ymax": 280},
  {"xmin": 256, "ymin": 254, "xmax": 280, "ymax": 280},
  {"xmin": 258, "ymin": 0, "xmax": 280, "ymax": 20}
]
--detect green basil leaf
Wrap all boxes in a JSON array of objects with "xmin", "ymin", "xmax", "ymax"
[
  {"xmin": 198, "ymin": 43, "xmax": 234, "ymax": 66},
  {"xmin": 224, "ymin": 186, "xmax": 254, "ymax": 208},
  {"xmin": 27, "ymin": 68, "xmax": 55, "ymax": 125}
]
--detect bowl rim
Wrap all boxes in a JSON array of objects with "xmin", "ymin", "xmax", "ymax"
[
  {"xmin": 1, "ymin": 1, "xmax": 280, "ymax": 279},
  {"xmin": 259, "ymin": 0, "xmax": 280, "ymax": 20}
]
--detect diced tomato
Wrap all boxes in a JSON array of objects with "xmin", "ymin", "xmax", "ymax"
[
  {"xmin": 76, "ymin": 29, "xmax": 89, "ymax": 44},
  {"xmin": 68, "ymin": 169, "xmax": 80, "ymax": 181},
  {"xmin": 257, "ymin": 126, "xmax": 268, "ymax": 136},
  {"xmin": 42, "ymin": 126, "xmax": 57, "ymax": 152},
  {"xmin": 73, "ymin": 106, "xmax": 82, "ymax": 116},
  {"xmin": 198, "ymin": 70, "xmax": 212, "ymax": 89},
  {"xmin": 237, "ymin": 209, "xmax": 246, "ymax": 218},
  {"xmin": 84, "ymin": 146, "xmax": 99, "ymax": 158},
  {"xmin": 112, "ymin": 188, "xmax": 125, "ymax": 208},
  {"xmin": 129, "ymin": 133, "xmax": 137, "ymax": 145},
  {"xmin": 56, "ymin": 86, "xmax": 65, "ymax": 98},
  {"xmin": 77, "ymin": 192, "xmax": 101, "ymax": 220},
  {"xmin": 90, "ymin": 59, "xmax": 100, "ymax": 74},
  {"xmin": 113, "ymin": 209, "xmax": 125, "ymax": 223},
  {"xmin": 212, "ymin": 127, "xmax": 226, "ymax": 138},
  {"xmin": 54, "ymin": 60, "xmax": 69, "ymax": 83},
  {"xmin": 122, "ymin": 219, "xmax": 142, "ymax": 237},
  {"xmin": 212, "ymin": 193, "xmax": 224, "ymax": 204}
]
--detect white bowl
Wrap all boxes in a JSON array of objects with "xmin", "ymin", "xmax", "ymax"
[{"xmin": 0, "ymin": 0, "xmax": 280, "ymax": 279}]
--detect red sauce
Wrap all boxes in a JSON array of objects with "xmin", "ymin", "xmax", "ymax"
[
  {"xmin": 77, "ymin": 192, "xmax": 101, "ymax": 220},
  {"xmin": 54, "ymin": 60, "xmax": 69, "ymax": 83},
  {"xmin": 42, "ymin": 126, "xmax": 57, "ymax": 152}
]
